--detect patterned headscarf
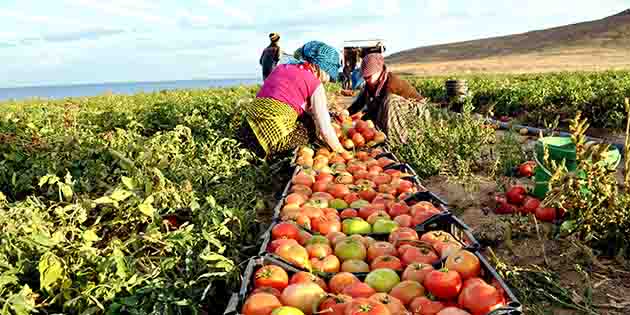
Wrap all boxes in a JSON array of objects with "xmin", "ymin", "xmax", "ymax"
[
  {"xmin": 361, "ymin": 53, "xmax": 385, "ymax": 78},
  {"xmin": 287, "ymin": 41, "xmax": 341, "ymax": 80}
]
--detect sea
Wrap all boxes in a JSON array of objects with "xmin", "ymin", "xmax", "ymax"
[{"xmin": 0, "ymin": 78, "xmax": 261, "ymax": 102}]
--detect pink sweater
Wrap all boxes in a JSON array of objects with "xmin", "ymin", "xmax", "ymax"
[{"xmin": 256, "ymin": 64, "xmax": 321, "ymax": 115}]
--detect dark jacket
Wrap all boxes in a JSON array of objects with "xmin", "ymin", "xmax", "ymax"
[
  {"xmin": 260, "ymin": 45, "xmax": 280, "ymax": 80},
  {"xmin": 348, "ymin": 71, "xmax": 424, "ymax": 121}
]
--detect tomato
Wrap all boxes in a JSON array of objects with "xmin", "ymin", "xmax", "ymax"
[
  {"xmin": 290, "ymin": 185, "xmax": 313, "ymax": 197},
  {"xmin": 313, "ymin": 180, "xmax": 331, "ymax": 193},
  {"xmin": 521, "ymin": 196, "xmax": 540, "ymax": 214},
  {"xmin": 251, "ymin": 287, "xmax": 282, "ymax": 299},
  {"xmin": 293, "ymin": 173, "xmax": 315, "ymax": 187},
  {"xmin": 272, "ymin": 222, "xmax": 300, "ymax": 241},
  {"xmin": 505, "ymin": 186, "xmax": 526, "ymax": 204},
  {"xmin": 345, "ymin": 297, "xmax": 390, "ymax": 315},
  {"xmin": 400, "ymin": 244, "xmax": 440, "ymax": 266},
  {"xmin": 306, "ymin": 243, "xmax": 333, "ymax": 259},
  {"xmin": 318, "ymin": 294, "xmax": 353, "ymax": 315},
  {"xmin": 343, "ymin": 282, "xmax": 377, "ymax": 299},
  {"xmin": 275, "ymin": 243, "xmax": 311, "ymax": 270},
  {"xmin": 297, "ymin": 156, "xmax": 314, "ymax": 167},
  {"xmin": 403, "ymin": 263, "xmax": 434, "ymax": 283},
  {"xmin": 358, "ymin": 206, "xmax": 379, "ymax": 220},
  {"xmin": 302, "ymin": 207, "xmax": 325, "ymax": 220},
  {"xmin": 535, "ymin": 207, "xmax": 556, "ymax": 222},
  {"xmin": 254, "ymin": 265, "xmax": 289, "ymax": 291},
  {"xmin": 362, "ymin": 129, "xmax": 376, "ymax": 142},
  {"xmin": 367, "ymin": 242, "xmax": 398, "ymax": 262},
  {"xmin": 355, "ymin": 120, "xmax": 369, "ymax": 133},
  {"xmin": 311, "ymin": 255, "xmax": 341, "ymax": 273},
  {"xmin": 359, "ymin": 189, "xmax": 377, "ymax": 202},
  {"xmin": 294, "ymin": 214, "xmax": 311, "ymax": 230},
  {"xmin": 340, "ymin": 208, "xmax": 359, "ymax": 219},
  {"xmin": 364, "ymin": 268, "xmax": 401, "ymax": 293},
  {"xmin": 410, "ymin": 296, "xmax": 446, "ymax": 315},
  {"xmin": 388, "ymin": 202, "xmax": 410, "ymax": 217},
  {"xmin": 281, "ymin": 282, "xmax": 327, "ymax": 315},
  {"xmin": 518, "ymin": 161, "xmax": 536, "ymax": 177},
  {"xmin": 377, "ymin": 157, "xmax": 395, "ymax": 168},
  {"xmin": 352, "ymin": 133, "xmax": 366, "ymax": 147},
  {"xmin": 329, "ymin": 183, "xmax": 351, "ymax": 199},
  {"xmin": 495, "ymin": 200, "xmax": 516, "ymax": 215},
  {"xmin": 336, "ymin": 173, "xmax": 354, "ymax": 185},
  {"xmin": 434, "ymin": 240, "xmax": 463, "ymax": 259},
  {"xmin": 268, "ymin": 239, "xmax": 299, "ymax": 253},
  {"xmin": 369, "ymin": 293, "xmax": 406, "ymax": 315},
  {"xmin": 374, "ymin": 132, "xmax": 386, "ymax": 144},
  {"xmin": 326, "ymin": 231, "xmax": 346, "ymax": 244},
  {"xmin": 389, "ymin": 280, "xmax": 425, "ymax": 306},
  {"xmin": 396, "ymin": 180, "xmax": 415, "ymax": 195},
  {"xmin": 300, "ymin": 146, "xmax": 315, "ymax": 157},
  {"xmin": 290, "ymin": 272, "xmax": 328, "ymax": 291},
  {"xmin": 312, "ymin": 192, "xmax": 335, "ymax": 201},
  {"xmin": 347, "ymin": 163, "xmax": 368, "ymax": 175},
  {"xmin": 341, "ymin": 259, "xmax": 370, "ymax": 272},
  {"xmin": 286, "ymin": 192, "xmax": 308, "ymax": 206},
  {"xmin": 393, "ymin": 215, "xmax": 412, "ymax": 228},
  {"xmin": 271, "ymin": 306, "xmax": 306, "ymax": 315},
  {"xmin": 445, "ymin": 250, "xmax": 480, "ymax": 280},
  {"xmin": 335, "ymin": 238, "xmax": 367, "ymax": 262},
  {"xmin": 436, "ymin": 307, "xmax": 470, "ymax": 315},
  {"xmin": 341, "ymin": 151, "xmax": 354, "ymax": 161},
  {"xmin": 373, "ymin": 174, "xmax": 392, "ymax": 186},
  {"xmin": 353, "ymin": 170, "xmax": 371, "ymax": 181},
  {"xmin": 344, "ymin": 193, "xmax": 362, "ymax": 205},
  {"xmin": 348, "ymin": 128, "xmax": 359, "ymax": 139},
  {"xmin": 316, "ymin": 148, "xmax": 331, "ymax": 158},
  {"xmin": 424, "ymin": 269, "xmax": 462, "ymax": 300},
  {"xmin": 312, "ymin": 216, "xmax": 342, "ymax": 235},
  {"xmin": 242, "ymin": 293, "xmax": 282, "ymax": 315},
  {"xmin": 306, "ymin": 235, "xmax": 330, "ymax": 246},
  {"xmin": 323, "ymin": 207, "xmax": 339, "ymax": 217},
  {"xmin": 317, "ymin": 173, "xmax": 335, "ymax": 183},
  {"xmin": 356, "ymin": 151, "xmax": 370, "ymax": 161},
  {"xmin": 388, "ymin": 227, "xmax": 419, "ymax": 246},
  {"xmin": 458, "ymin": 278, "xmax": 506, "ymax": 315},
  {"xmin": 369, "ymin": 148, "xmax": 384, "ymax": 157},
  {"xmin": 411, "ymin": 210, "xmax": 441, "ymax": 226},
  {"xmin": 420, "ymin": 231, "xmax": 456, "ymax": 247},
  {"xmin": 297, "ymin": 230, "xmax": 313, "ymax": 246},
  {"xmin": 367, "ymin": 211, "xmax": 391, "ymax": 225},
  {"xmin": 378, "ymin": 184, "xmax": 397, "ymax": 196},
  {"xmin": 342, "ymin": 217, "xmax": 372, "ymax": 235},
  {"xmin": 329, "ymin": 272, "xmax": 361, "ymax": 294},
  {"xmin": 371, "ymin": 255, "xmax": 403, "ymax": 271}
]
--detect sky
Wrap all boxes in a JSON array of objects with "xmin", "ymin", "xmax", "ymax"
[{"xmin": 1, "ymin": 0, "xmax": 629, "ymax": 88}]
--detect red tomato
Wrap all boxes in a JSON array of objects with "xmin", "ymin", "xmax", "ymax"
[
  {"xmin": 356, "ymin": 151, "xmax": 370, "ymax": 161},
  {"xmin": 535, "ymin": 207, "xmax": 557, "ymax": 222},
  {"xmin": 290, "ymin": 184, "xmax": 313, "ymax": 197},
  {"xmin": 371, "ymin": 255, "xmax": 403, "ymax": 271},
  {"xmin": 420, "ymin": 231, "xmax": 456, "ymax": 247},
  {"xmin": 297, "ymin": 230, "xmax": 313, "ymax": 246},
  {"xmin": 329, "ymin": 183, "xmax": 351, "ymax": 199},
  {"xmin": 250, "ymin": 287, "xmax": 282, "ymax": 299},
  {"xmin": 388, "ymin": 202, "xmax": 410, "ymax": 217},
  {"xmin": 347, "ymin": 163, "xmax": 368, "ymax": 174},
  {"xmin": 367, "ymin": 242, "xmax": 398, "ymax": 262},
  {"xmin": 378, "ymin": 184, "xmax": 398, "ymax": 195},
  {"xmin": 290, "ymin": 271, "xmax": 328, "ymax": 291},
  {"xmin": 359, "ymin": 189, "xmax": 377, "ymax": 202},
  {"xmin": 388, "ymin": 227, "xmax": 419, "ymax": 246},
  {"xmin": 328, "ymin": 272, "xmax": 360, "ymax": 294},
  {"xmin": 345, "ymin": 297, "xmax": 390, "ymax": 315},
  {"xmin": 400, "ymin": 244, "xmax": 440, "ymax": 266},
  {"xmin": 424, "ymin": 269, "xmax": 462, "ymax": 300},
  {"xmin": 410, "ymin": 296, "xmax": 446, "ymax": 315},
  {"xmin": 403, "ymin": 263, "xmax": 435, "ymax": 283},
  {"xmin": 355, "ymin": 121, "xmax": 369, "ymax": 133},
  {"xmin": 367, "ymin": 211, "xmax": 391, "ymax": 225},
  {"xmin": 458, "ymin": 279, "xmax": 506, "ymax": 315},
  {"xmin": 505, "ymin": 186, "xmax": 526, "ymax": 204},
  {"xmin": 521, "ymin": 196, "xmax": 541, "ymax": 214},
  {"xmin": 275, "ymin": 243, "xmax": 310, "ymax": 270},
  {"xmin": 445, "ymin": 250, "xmax": 480, "ymax": 280},
  {"xmin": 241, "ymin": 293, "xmax": 282, "ymax": 315},
  {"xmin": 518, "ymin": 161, "xmax": 536, "ymax": 177},
  {"xmin": 352, "ymin": 133, "xmax": 366, "ymax": 147},
  {"xmin": 312, "ymin": 216, "xmax": 342, "ymax": 235},
  {"xmin": 302, "ymin": 207, "xmax": 325, "ymax": 220},
  {"xmin": 341, "ymin": 208, "xmax": 359, "ymax": 219},
  {"xmin": 344, "ymin": 193, "xmax": 362, "ymax": 204},
  {"xmin": 354, "ymin": 170, "xmax": 371, "ymax": 181},
  {"xmin": 369, "ymin": 293, "xmax": 406, "ymax": 315},
  {"xmin": 436, "ymin": 307, "xmax": 471, "ymax": 315},
  {"xmin": 313, "ymin": 180, "xmax": 331, "ymax": 193},
  {"xmin": 393, "ymin": 214, "xmax": 412, "ymax": 228},
  {"xmin": 306, "ymin": 243, "xmax": 333, "ymax": 259},
  {"xmin": 254, "ymin": 265, "xmax": 289, "ymax": 291},
  {"xmin": 271, "ymin": 222, "xmax": 300, "ymax": 241},
  {"xmin": 373, "ymin": 174, "xmax": 392, "ymax": 186},
  {"xmin": 341, "ymin": 259, "xmax": 371, "ymax": 273},
  {"xmin": 362, "ymin": 129, "xmax": 376, "ymax": 142},
  {"xmin": 295, "ymin": 214, "xmax": 311, "ymax": 230},
  {"xmin": 434, "ymin": 240, "xmax": 463, "ymax": 260},
  {"xmin": 410, "ymin": 202, "xmax": 438, "ymax": 216},
  {"xmin": 285, "ymin": 193, "xmax": 308, "ymax": 206},
  {"xmin": 292, "ymin": 173, "xmax": 315, "ymax": 187},
  {"xmin": 359, "ymin": 206, "xmax": 379, "ymax": 220},
  {"xmin": 377, "ymin": 157, "xmax": 395, "ymax": 168},
  {"xmin": 311, "ymin": 255, "xmax": 341, "ymax": 273},
  {"xmin": 343, "ymin": 282, "xmax": 377, "ymax": 299},
  {"xmin": 318, "ymin": 294, "xmax": 353, "ymax": 315},
  {"xmin": 317, "ymin": 173, "xmax": 335, "ymax": 183},
  {"xmin": 390, "ymin": 280, "xmax": 425, "ymax": 306}
]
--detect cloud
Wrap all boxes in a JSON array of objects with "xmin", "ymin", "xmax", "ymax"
[
  {"xmin": 7, "ymin": 28, "xmax": 127, "ymax": 47},
  {"xmin": 63, "ymin": 0, "xmax": 173, "ymax": 26},
  {"xmin": 205, "ymin": 0, "xmax": 254, "ymax": 24}
]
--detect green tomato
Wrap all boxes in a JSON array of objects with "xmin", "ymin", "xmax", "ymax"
[
  {"xmin": 342, "ymin": 218, "xmax": 372, "ymax": 235},
  {"xmin": 271, "ymin": 306, "xmax": 305, "ymax": 315},
  {"xmin": 372, "ymin": 219, "xmax": 399, "ymax": 234},
  {"xmin": 330, "ymin": 199, "xmax": 349, "ymax": 210},
  {"xmin": 365, "ymin": 268, "xmax": 401, "ymax": 293},
  {"xmin": 350, "ymin": 200, "xmax": 370, "ymax": 209}
]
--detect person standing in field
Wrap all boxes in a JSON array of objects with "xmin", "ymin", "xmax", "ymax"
[
  {"xmin": 260, "ymin": 33, "xmax": 282, "ymax": 80},
  {"xmin": 241, "ymin": 40, "xmax": 346, "ymax": 159},
  {"xmin": 347, "ymin": 53, "xmax": 428, "ymax": 145}
]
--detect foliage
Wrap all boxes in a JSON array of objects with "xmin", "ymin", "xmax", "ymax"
[
  {"xmin": 0, "ymin": 86, "xmax": 274, "ymax": 314},
  {"xmin": 391, "ymin": 97, "xmax": 495, "ymax": 189},
  {"xmin": 408, "ymin": 71, "xmax": 630, "ymax": 130},
  {"xmin": 492, "ymin": 127, "xmax": 529, "ymax": 178},
  {"xmin": 543, "ymin": 108, "xmax": 630, "ymax": 257}
]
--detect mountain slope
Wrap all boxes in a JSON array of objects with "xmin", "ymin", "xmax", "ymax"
[{"xmin": 387, "ymin": 10, "xmax": 630, "ymax": 74}]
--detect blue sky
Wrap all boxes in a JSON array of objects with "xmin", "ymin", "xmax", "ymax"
[{"xmin": 1, "ymin": 0, "xmax": 628, "ymax": 88}]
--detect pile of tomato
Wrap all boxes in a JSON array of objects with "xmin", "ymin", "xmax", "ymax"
[
  {"xmin": 231, "ymin": 144, "xmax": 521, "ymax": 315},
  {"xmin": 494, "ymin": 186, "xmax": 563, "ymax": 222}
]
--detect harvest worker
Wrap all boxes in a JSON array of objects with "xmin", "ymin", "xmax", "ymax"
[
  {"xmin": 347, "ymin": 53, "xmax": 427, "ymax": 145},
  {"xmin": 241, "ymin": 40, "xmax": 345, "ymax": 158},
  {"xmin": 259, "ymin": 33, "xmax": 282, "ymax": 80}
]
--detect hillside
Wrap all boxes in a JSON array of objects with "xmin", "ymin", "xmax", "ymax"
[{"xmin": 387, "ymin": 9, "xmax": 630, "ymax": 75}]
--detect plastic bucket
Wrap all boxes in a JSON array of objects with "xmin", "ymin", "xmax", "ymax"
[{"xmin": 535, "ymin": 137, "xmax": 577, "ymax": 171}]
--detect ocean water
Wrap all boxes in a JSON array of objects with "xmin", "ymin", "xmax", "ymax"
[{"xmin": 0, "ymin": 79, "xmax": 261, "ymax": 102}]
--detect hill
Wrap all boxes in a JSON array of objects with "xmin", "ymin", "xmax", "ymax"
[{"xmin": 387, "ymin": 9, "xmax": 630, "ymax": 75}]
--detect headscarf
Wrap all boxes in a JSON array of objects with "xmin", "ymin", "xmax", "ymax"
[
  {"xmin": 286, "ymin": 41, "xmax": 341, "ymax": 80},
  {"xmin": 269, "ymin": 33, "xmax": 280, "ymax": 43},
  {"xmin": 361, "ymin": 53, "xmax": 385, "ymax": 78}
]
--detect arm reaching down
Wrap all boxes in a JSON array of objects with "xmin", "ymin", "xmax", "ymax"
[{"xmin": 310, "ymin": 85, "xmax": 345, "ymax": 153}]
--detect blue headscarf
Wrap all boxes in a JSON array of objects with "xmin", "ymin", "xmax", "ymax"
[{"xmin": 286, "ymin": 41, "xmax": 341, "ymax": 80}]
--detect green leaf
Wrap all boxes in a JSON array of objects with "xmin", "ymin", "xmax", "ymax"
[
  {"xmin": 7, "ymin": 285, "xmax": 37, "ymax": 315},
  {"xmin": 139, "ymin": 203, "xmax": 154, "ymax": 217},
  {"xmin": 110, "ymin": 189, "xmax": 132, "ymax": 202},
  {"xmin": 83, "ymin": 229, "xmax": 100, "ymax": 243},
  {"xmin": 60, "ymin": 184, "xmax": 73, "ymax": 201},
  {"xmin": 38, "ymin": 252, "xmax": 65, "ymax": 294},
  {"xmin": 112, "ymin": 247, "xmax": 128, "ymax": 279},
  {"xmin": 560, "ymin": 220, "xmax": 577, "ymax": 235},
  {"xmin": 94, "ymin": 196, "xmax": 114, "ymax": 204},
  {"xmin": 122, "ymin": 176, "xmax": 136, "ymax": 190}
]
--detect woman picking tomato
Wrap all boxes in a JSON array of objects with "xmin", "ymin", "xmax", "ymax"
[
  {"xmin": 347, "ymin": 53, "xmax": 429, "ymax": 145},
  {"xmin": 240, "ymin": 41, "xmax": 346, "ymax": 159}
]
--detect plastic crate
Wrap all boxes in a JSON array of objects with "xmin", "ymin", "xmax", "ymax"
[
  {"xmin": 476, "ymin": 252, "xmax": 524, "ymax": 315},
  {"xmin": 414, "ymin": 211, "xmax": 481, "ymax": 253}
]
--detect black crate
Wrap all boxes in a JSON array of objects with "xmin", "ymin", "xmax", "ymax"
[
  {"xmin": 403, "ymin": 190, "xmax": 450, "ymax": 208},
  {"xmin": 223, "ymin": 255, "xmax": 303, "ymax": 315},
  {"xmin": 414, "ymin": 212, "xmax": 481, "ymax": 252},
  {"xmin": 476, "ymin": 252, "xmax": 524, "ymax": 315}
]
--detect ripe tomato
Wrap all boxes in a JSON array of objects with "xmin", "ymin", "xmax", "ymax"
[
  {"xmin": 347, "ymin": 163, "xmax": 368, "ymax": 175},
  {"xmin": 329, "ymin": 183, "xmax": 351, "ymax": 199},
  {"xmin": 420, "ymin": 231, "xmax": 456, "ymax": 247},
  {"xmin": 388, "ymin": 227, "xmax": 419, "ymax": 246},
  {"xmin": 369, "ymin": 293, "xmax": 406, "ymax": 315},
  {"xmin": 373, "ymin": 174, "xmax": 392, "ymax": 186},
  {"xmin": 521, "ymin": 196, "xmax": 541, "ymax": 214},
  {"xmin": 312, "ymin": 216, "xmax": 342, "ymax": 235},
  {"xmin": 294, "ymin": 214, "xmax": 311, "ymax": 230},
  {"xmin": 317, "ymin": 173, "xmax": 335, "ymax": 183},
  {"xmin": 433, "ymin": 240, "xmax": 463, "ymax": 259},
  {"xmin": 318, "ymin": 294, "xmax": 353, "ymax": 315},
  {"xmin": 285, "ymin": 193, "xmax": 308, "ymax": 206},
  {"xmin": 329, "ymin": 272, "xmax": 361, "ymax": 294},
  {"xmin": 354, "ymin": 170, "xmax": 371, "ymax": 181},
  {"xmin": 275, "ymin": 243, "xmax": 310, "ymax": 270},
  {"xmin": 345, "ymin": 298, "xmax": 390, "ymax": 315},
  {"xmin": 341, "ymin": 259, "xmax": 370, "ymax": 272},
  {"xmin": 356, "ymin": 151, "xmax": 370, "ymax": 161},
  {"xmin": 518, "ymin": 161, "xmax": 536, "ymax": 177},
  {"xmin": 254, "ymin": 265, "xmax": 289, "ymax": 291},
  {"xmin": 293, "ymin": 173, "xmax": 315, "ymax": 187},
  {"xmin": 409, "ymin": 202, "xmax": 438, "ymax": 216},
  {"xmin": 352, "ymin": 133, "xmax": 366, "ymax": 147},
  {"xmin": 311, "ymin": 255, "xmax": 341, "ymax": 273},
  {"xmin": 390, "ymin": 280, "xmax": 425, "ymax": 306},
  {"xmin": 371, "ymin": 255, "xmax": 403, "ymax": 271},
  {"xmin": 359, "ymin": 189, "xmax": 377, "ymax": 202},
  {"xmin": 241, "ymin": 293, "xmax": 282, "ymax": 315},
  {"xmin": 343, "ymin": 282, "xmax": 377, "ymax": 299},
  {"xmin": 251, "ymin": 286, "xmax": 282, "ymax": 299},
  {"xmin": 445, "ymin": 250, "xmax": 480, "ymax": 280},
  {"xmin": 388, "ymin": 202, "xmax": 410, "ymax": 217},
  {"xmin": 355, "ymin": 120, "xmax": 369, "ymax": 133},
  {"xmin": 436, "ymin": 307, "xmax": 470, "ymax": 315},
  {"xmin": 369, "ymin": 148, "xmax": 384, "ymax": 157},
  {"xmin": 458, "ymin": 278, "xmax": 506, "ymax": 315},
  {"xmin": 393, "ymin": 214, "xmax": 412, "ymax": 228},
  {"xmin": 290, "ymin": 185, "xmax": 313, "ymax": 197},
  {"xmin": 505, "ymin": 186, "xmax": 526, "ymax": 204},
  {"xmin": 396, "ymin": 180, "xmax": 415, "ymax": 195},
  {"xmin": 290, "ymin": 271, "xmax": 328, "ymax": 291},
  {"xmin": 410, "ymin": 296, "xmax": 446, "ymax": 315},
  {"xmin": 313, "ymin": 180, "xmax": 331, "ymax": 193},
  {"xmin": 377, "ymin": 157, "xmax": 395, "ymax": 168},
  {"xmin": 272, "ymin": 222, "xmax": 300, "ymax": 241},
  {"xmin": 358, "ymin": 206, "xmax": 379, "ymax": 220},
  {"xmin": 403, "ymin": 263, "xmax": 435, "ymax": 283},
  {"xmin": 367, "ymin": 242, "xmax": 398, "ymax": 262},
  {"xmin": 535, "ymin": 207, "xmax": 556, "ymax": 222},
  {"xmin": 400, "ymin": 244, "xmax": 440, "ymax": 266},
  {"xmin": 367, "ymin": 211, "xmax": 391, "ymax": 225},
  {"xmin": 362, "ymin": 129, "xmax": 376, "ymax": 142},
  {"xmin": 344, "ymin": 193, "xmax": 362, "ymax": 204},
  {"xmin": 306, "ymin": 243, "xmax": 333, "ymax": 259},
  {"xmin": 424, "ymin": 269, "xmax": 462, "ymax": 300},
  {"xmin": 341, "ymin": 208, "xmax": 359, "ymax": 219},
  {"xmin": 378, "ymin": 184, "xmax": 397, "ymax": 195},
  {"xmin": 302, "ymin": 207, "xmax": 325, "ymax": 220},
  {"xmin": 336, "ymin": 173, "xmax": 354, "ymax": 185},
  {"xmin": 297, "ymin": 230, "xmax": 313, "ymax": 246}
]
